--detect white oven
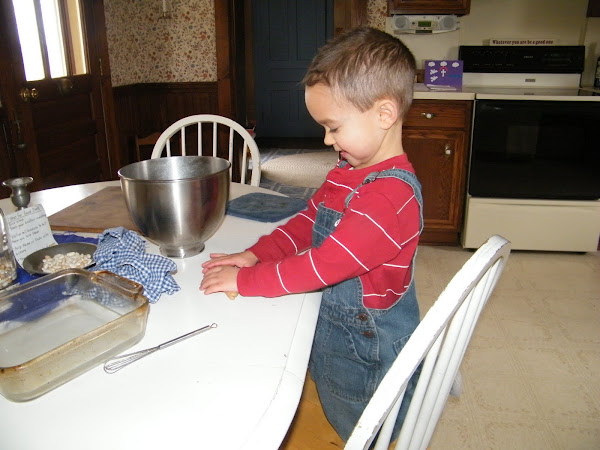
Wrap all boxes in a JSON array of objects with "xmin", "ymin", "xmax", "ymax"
[{"xmin": 459, "ymin": 45, "xmax": 600, "ymax": 252}]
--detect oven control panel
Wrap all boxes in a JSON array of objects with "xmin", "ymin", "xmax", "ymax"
[{"xmin": 459, "ymin": 46, "xmax": 584, "ymax": 74}]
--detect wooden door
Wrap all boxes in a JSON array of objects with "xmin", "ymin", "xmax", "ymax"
[
  {"xmin": 252, "ymin": 0, "xmax": 333, "ymax": 138},
  {"xmin": 0, "ymin": 0, "xmax": 119, "ymax": 198}
]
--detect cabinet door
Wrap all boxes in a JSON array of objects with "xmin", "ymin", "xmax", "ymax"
[
  {"xmin": 403, "ymin": 129, "xmax": 467, "ymax": 244},
  {"xmin": 388, "ymin": 0, "xmax": 470, "ymax": 15}
]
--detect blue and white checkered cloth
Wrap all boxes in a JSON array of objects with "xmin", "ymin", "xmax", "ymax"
[{"xmin": 93, "ymin": 227, "xmax": 180, "ymax": 303}]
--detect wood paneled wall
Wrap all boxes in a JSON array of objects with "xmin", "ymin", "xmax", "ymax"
[{"xmin": 112, "ymin": 82, "xmax": 218, "ymax": 164}]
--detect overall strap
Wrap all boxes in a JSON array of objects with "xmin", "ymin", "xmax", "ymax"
[{"xmin": 343, "ymin": 168, "xmax": 424, "ymax": 233}]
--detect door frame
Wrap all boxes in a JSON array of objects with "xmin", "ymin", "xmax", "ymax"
[{"xmin": 89, "ymin": 0, "xmax": 122, "ymax": 179}]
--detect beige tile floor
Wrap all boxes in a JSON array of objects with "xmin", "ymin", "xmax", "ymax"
[
  {"xmin": 281, "ymin": 245, "xmax": 600, "ymax": 449},
  {"xmin": 416, "ymin": 245, "xmax": 600, "ymax": 450}
]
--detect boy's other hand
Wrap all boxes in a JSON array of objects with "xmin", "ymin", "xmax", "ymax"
[{"xmin": 201, "ymin": 251, "xmax": 259, "ymax": 273}]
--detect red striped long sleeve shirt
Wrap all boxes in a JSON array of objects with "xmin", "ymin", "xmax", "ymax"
[{"xmin": 237, "ymin": 153, "xmax": 421, "ymax": 309}]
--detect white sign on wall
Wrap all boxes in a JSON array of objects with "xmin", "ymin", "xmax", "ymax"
[{"xmin": 490, "ymin": 38, "xmax": 557, "ymax": 46}]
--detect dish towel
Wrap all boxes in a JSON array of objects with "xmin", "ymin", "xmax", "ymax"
[
  {"xmin": 93, "ymin": 227, "xmax": 180, "ymax": 303},
  {"xmin": 226, "ymin": 193, "xmax": 307, "ymax": 222}
]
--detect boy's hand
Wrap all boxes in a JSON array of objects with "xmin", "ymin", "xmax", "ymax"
[
  {"xmin": 200, "ymin": 265, "xmax": 241, "ymax": 295},
  {"xmin": 200, "ymin": 251, "xmax": 258, "ymax": 296},
  {"xmin": 201, "ymin": 251, "xmax": 259, "ymax": 272}
]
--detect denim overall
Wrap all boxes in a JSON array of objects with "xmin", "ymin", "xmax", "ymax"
[{"xmin": 309, "ymin": 168, "xmax": 424, "ymax": 442}]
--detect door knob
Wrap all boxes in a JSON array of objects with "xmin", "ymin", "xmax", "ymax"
[
  {"xmin": 19, "ymin": 87, "xmax": 38, "ymax": 102},
  {"xmin": 444, "ymin": 144, "xmax": 453, "ymax": 158},
  {"xmin": 421, "ymin": 112, "xmax": 435, "ymax": 119}
]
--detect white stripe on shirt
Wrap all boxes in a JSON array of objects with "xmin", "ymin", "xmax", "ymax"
[
  {"xmin": 401, "ymin": 230, "xmax": 420, "ymax": 246},
  {"xmin": 309, "ymin": 250, "xmax": 327, "ymax": 286},
  {"xmin": 326, "ymin": 179, "xmax": 354, "ymax": 192},
  {"xmin": 363, "ymin": 287, "xmax": 406, "ymax": 298},
  {"xmin": 349, "ymin": 208, "xmax": 402, "ymax": 249},
  {"xmin": 396, "ymin": 195, "xmax": 415, "ymax": 214},
  {"xmin": 298, "ymin": 212, "xmax": 315, "ymax": 224},
  {"xmin": 330, "ymin": 235, "xmax": 369, "ymax": 271},
  {"xmin": 276, "ymin": 263, "xmax": 291, "ymax": 293},
  {"xmin": 275, "ymin": 228, "xmax": 298, "ymax": 253}
]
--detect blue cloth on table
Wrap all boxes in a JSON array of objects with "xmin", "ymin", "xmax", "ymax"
[
  {"xmin": 92, "ymin": 227, "xmax": 179, "ymax": 303},
  {"xmin": 15, "ymin": 233, "xmax": 98, "ymax": 285},
  {"xmin": 226, "ymin": 193, "xmax": 307, "ymax": 222}
]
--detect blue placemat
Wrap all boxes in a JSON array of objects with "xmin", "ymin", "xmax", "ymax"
[
  {"xmin": 227, "ymin": 192, "xmax": 307, "ymax": 222},
  {"xmin": 15, "ymin": 233, "xmax": 98, "ymax": 285}
]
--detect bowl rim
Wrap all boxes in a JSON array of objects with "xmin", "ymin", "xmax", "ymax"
[
  {"xmin": 22, "ymin": 242, "xmax": 98, "ymax": 275},
  {"xmin": 118, "ymin": 155, "xmax": 231, "ymax": 182}
]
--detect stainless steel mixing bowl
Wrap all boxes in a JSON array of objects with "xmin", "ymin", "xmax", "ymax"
[{"xmin": 118, "ymin": 156, "xmax": 230, "ymax": 258}]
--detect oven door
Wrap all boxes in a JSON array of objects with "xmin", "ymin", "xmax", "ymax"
[{"xmin": 469, "ymin": 100, "xmax": 600, "ymax": 200}]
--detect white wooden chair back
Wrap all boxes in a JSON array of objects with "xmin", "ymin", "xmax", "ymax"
[
  {"xmin": 151, "ymin": 114, "xmax": 261, "ymax": 186},
  {"xmin": 345, "ymin": 235, "xmax": 511, "ymax": 450}
]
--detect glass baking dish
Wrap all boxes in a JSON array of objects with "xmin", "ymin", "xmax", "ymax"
[{"xmin": 0, "ymin": 269, "xmax": 149, "ymax": 402}]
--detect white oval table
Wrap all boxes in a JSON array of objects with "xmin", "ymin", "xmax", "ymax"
[{"xmin": 0, "ymin": 181, "xmax": 321, "ymax": 450}]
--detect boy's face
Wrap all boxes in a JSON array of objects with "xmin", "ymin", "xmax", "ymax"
[{"xmin": 305, "ymin": 83, "xmax": 397, "ymax": 170}]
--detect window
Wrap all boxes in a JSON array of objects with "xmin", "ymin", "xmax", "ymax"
[{"xmin": 12, "ymin": 0, "xmax": 87, "ymax": 81}]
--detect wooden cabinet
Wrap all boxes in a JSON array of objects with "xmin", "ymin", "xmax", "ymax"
[
  {"xmin": 402, "ymin": 100, "xmax": 472, "ymax": 245},
  {"xmin": 388, "ymin": 0, "xmax": 470, "ymax": 15}
]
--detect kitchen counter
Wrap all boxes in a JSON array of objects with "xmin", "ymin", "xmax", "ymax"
[
  {"xmin": 414, "ymin": 83, "xmax": 600, "ymax": 101},
  {"xmin": 413, "ymin": 83, "xmax": 476, "ymax": 100}
]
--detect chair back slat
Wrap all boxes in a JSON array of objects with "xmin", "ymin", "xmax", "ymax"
[
  {"xmin": 180, "ymin": 127, "xmax": 187, "ymax": 156},
  {"xmin": 345, "ymin": 235, "xmax": 511, "ymax": 450},
  {"xmin": 212, "ymin": 122, "xmax": 218, "ymax": 157},
  {"xmin": 197, "ymin": 122, "xmax": 203, "ymax": 155},
  {"xmin": 227, "ymin": 128, "xmax": 235, "ymax": 181},
  {"xmin": 150, "ymin": 114, "xmax": 262, "ymax": 186},
  {"xmin": 240, "ymin": 142, "xmax": 249, "ymax": 185}
]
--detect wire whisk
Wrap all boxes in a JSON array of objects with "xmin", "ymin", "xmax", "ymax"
[{"xmin": 104, "ymin": 323, "xmax": 218, "ymax": 374}]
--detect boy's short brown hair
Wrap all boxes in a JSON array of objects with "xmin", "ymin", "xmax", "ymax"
[{"xmin": 302, "ymin": 27, "xmax": 416, "ymax": 119}]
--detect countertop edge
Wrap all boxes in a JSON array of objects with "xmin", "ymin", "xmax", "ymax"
[
  {"xmin": 240, "ymin": 291, "xmax": 322, "ymax": 450},
  {"xmin": 413, "ymin": 83, "xmax": 476, "ymax": 100}
]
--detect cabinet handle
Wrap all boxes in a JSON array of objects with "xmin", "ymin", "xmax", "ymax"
[
  {"xmin": 444, "ymin": 144, "xmax": 452, "ymax": 159},
  {"xmin": 421, "ymin": 112, "xmax": 435, "ymax": 119}
]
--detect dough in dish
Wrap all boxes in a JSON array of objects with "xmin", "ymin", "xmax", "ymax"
[{"xmin": 225, "ymin": 291, "xmax": 238, "ymax": 300}]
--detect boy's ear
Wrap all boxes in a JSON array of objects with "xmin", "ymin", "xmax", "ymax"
[{"xmin": 377, "ymin": 98, "xmax": 399, "ymax": 130}]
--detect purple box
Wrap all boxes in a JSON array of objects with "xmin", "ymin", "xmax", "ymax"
[{"xmin": 424, "ymin": 60, "xmax": 463, "ymax": 89}]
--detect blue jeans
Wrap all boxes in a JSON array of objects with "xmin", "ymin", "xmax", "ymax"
[
  {"xmin": 309, "ymin": 277, "xmax": 421, "ymax": 441},
  {"xmin": 308, "ymin": 168, "xmax": 423, "ymax": 441}
]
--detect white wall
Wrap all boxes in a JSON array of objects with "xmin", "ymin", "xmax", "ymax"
[
  {"xmin": 389, "ymin": 0, "xmax": 599, "ymax": 86},
  {"xmin": 581, "ymin": 17, "xmax": 600, "ymax": 86}
]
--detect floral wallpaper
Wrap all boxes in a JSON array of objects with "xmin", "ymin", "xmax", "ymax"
[
  {"xmin": 104, "ymin": 0, "xmax": 385, "ymax": 87},
  {"xmin": 104, "ymin": 0, "xmax": 217, "ymax": 86},
  {"xmin": 367, "ymin": 0, "xmax": 387, "ymax": 31}
]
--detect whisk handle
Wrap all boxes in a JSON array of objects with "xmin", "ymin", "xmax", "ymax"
[
  {"xmin": 158, "ymin": 323, "xmax": 218, "ymax": 350},
  {"xmin": 103, "ymin": 323, "xmax": 218, "ymax": 374}
]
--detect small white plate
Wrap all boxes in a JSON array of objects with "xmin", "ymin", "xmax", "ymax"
[{"xmin": 22, "ymin": 242, "xmax": 97, "ymax": 275}]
